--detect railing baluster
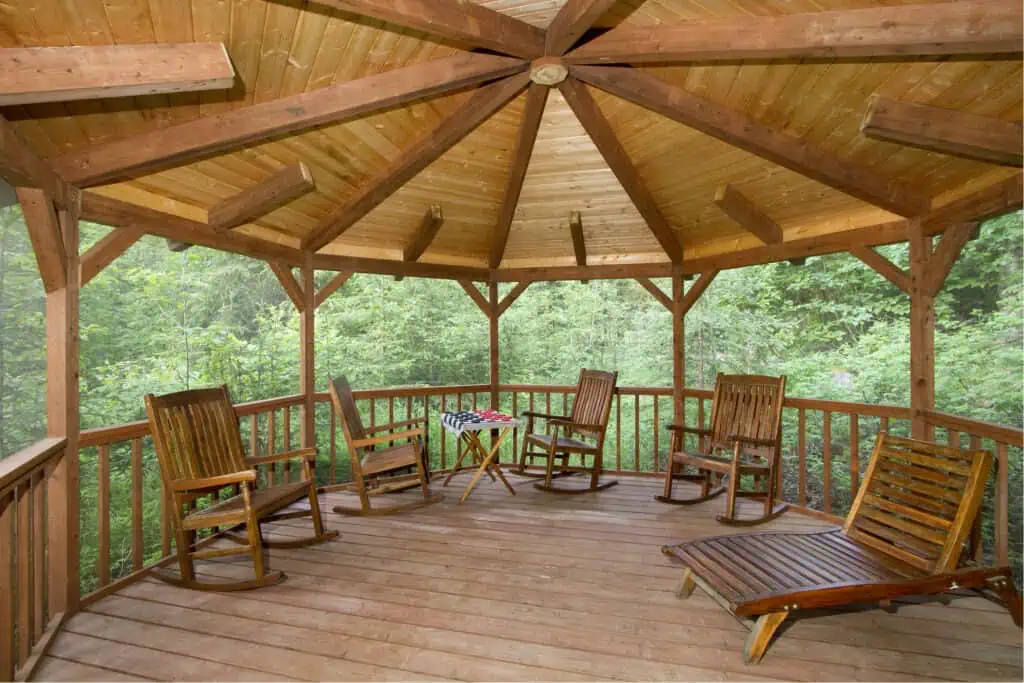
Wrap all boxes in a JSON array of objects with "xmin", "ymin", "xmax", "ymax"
[
  {"xmin": 947, "ymin": 429, "xmax": 960, "ymax": 448},
  {"xmin": 562, "ymin": 392, "xmax": 567, "ymax": 415},
  {"xmin": 849, "ymin": 413, "xmax": 859, "ymax": 495},
  {"xmin": 1, "ymin": 489, "xmax": 13, "ymax": 680},
  {"xmin": 797, "ymin": 408, "xmax": 806, "ymax": 507},
  {"xmin": 32, "ymin": 470, "xmax": 45, "ymax": 642},
  {"xmin": 473, "ymin": 392, "xmax": 479, "ymax": 411},
  {"xmin": 17, "ymin": 481, "xmax": 32, "ymax": 666},
  {"xmin": 823, "ymin": 411, "xmax": 832, "ymax": 514},
  {"xmin": 996, "ymin": 442, "xmax": 1009, "ymax": 567},
  {"xmin": 880, "ymin": 416, "xmax": 889, "ymax": 433},
  {"xmin": 388, "ymin": 397, "xmax": 395, "ymax": 446},
  {"xmin": 329, "ymin": 405, "xmax": 337, "ymax": 485},
  {"xmin": 131, "ymin": 438, "xmax": 143, "ymax": 571},
  {"xmin": 440, "ymin": 394, "xmax": 447, "ymax": 471},
  {"xmin": 267, "ymin": 408, "xmax": 277, "ymax": 485},
  {"xmin": 545, "ymin": 392, "xmax": 551, "ymax": 417},
  {"xmin": 969, "ymin": 433, "xmax": 983, "ymax": 562},
  {"xmin": 423, "ymin": 397, "xmax": 430, "ymax": 470},
  {"xmin": 97, "ymin": 445, "xmax": 110, "ymax": 587},
  {"xmin": 250, "ymin": 413, "xmax": 258, "ymax": 459},
  {"xmin": 615, "ymin": 393, "xmax": 622, "ymax": 470},
  {"xmin": 634, "ymin": 395, "xmax": 640, "ymax": 472},
  {"xmin": 283, "ymin": 406, "xmax": 291, "ymax": 483},
  {"xmin": 653, "ymin": 396, "xmax": 660, "ymax": 474}
]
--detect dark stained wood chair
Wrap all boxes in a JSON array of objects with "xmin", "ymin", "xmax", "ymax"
[
  {"xmin": 329, "ymin": 376, "xmax": 441, "ymax": 515},
  {"xmin": 663, "ymin": 433, "xmax": 1023, "ymax": 664},
  {"xmin": 145, "ymin": 386, "xmax": 337, "ymax": 591},
  {"xmin": 658, "ymin": 373, "xmax": 788, "ymax": 525},
  {"xmin": 515, "ymin": 368, "xmax": 618, "ymax": 494}
]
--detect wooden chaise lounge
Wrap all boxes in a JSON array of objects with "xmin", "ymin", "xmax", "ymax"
[{"xmin": 662, "ymin": 433, "xmax": 1023, "ymax": 663}]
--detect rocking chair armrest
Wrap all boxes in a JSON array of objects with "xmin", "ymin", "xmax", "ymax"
[
  {"xmin": 665, "ymin": 424, "xmax": 712, "ymax": 435},
  {"xmin": 548, "ymin": 417, "xmax": 603, "ymax": 432},
  {"xmin": 172, "ymin": 470, "xmax": 256, "ymax": 493},
  {"xmin": 727, "ymin": 434, "xmax": 779, "ymax": 448},
  {"xmin": 366, "ymin": 416, "xmax": 426, "ymax": 434},
  {"xmin": 352, "ymin": 428, "xmax": 423, "ymax": 449},
  {"xmin": 244, "ymin": 447, "xmax": 318, "ymax": 467}
]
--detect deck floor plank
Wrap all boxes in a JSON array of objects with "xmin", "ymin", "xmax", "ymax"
[{"xmin": 34, "ymin": 476, "xmax": 1023, "ymax": 682}]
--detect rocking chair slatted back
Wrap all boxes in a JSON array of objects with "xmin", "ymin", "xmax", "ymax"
[
  {"xmin": 708, "ymin": 375, "xmax": 786, "ymax": 459},
  {"xmin": 146, "ymin": 386, "xmax": 247, "ymax": 485},
  {"xmin": 843, "ymin": 433, "xmax": 991, "ymax": 573},
  {"xmin": 330, "ymin": 376, "xmax": 369, "ymax": 448},
  {"xmin": 569, "ymin": 369, "xmax": 618, "ymax": 438}
]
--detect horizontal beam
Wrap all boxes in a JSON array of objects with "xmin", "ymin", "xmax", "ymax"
[
  {"xmin": 54, "ymin": 53, "xmax": 526, "ymax": 186},
  {"xmin": 312, "ymin": 252, "xmax": 488, "ymax": 281},
  {"xmin": 308, "ymin": 0, "xmax": 545, "ymax": 59},
  {"xmin": 924, "ymin": 174, "xmax": 1022, "ymax": 230},
  {"xmin": 862, "ymin": 95, "xmax": 1023, "ymax": 167},
  {"xmin": 0, "ymin": 43, "xmax": 234, "ymax": 106},
  {"xmin": 571, "ymin": 65, "xmax": 928, "ymax": 217},
  {"xmin": 567, "ymin": 0, "xmax": 1024, "ymax": 64},
  {"xmin": 80, "ymin": 193, "xmax": 302, "ymax": 264},
  {"xmin": 714, "ymin": 184, "xmax": 782, "ymax": 245},
  {"xmin": 210, "ymin": 162, "xmax": 316, "ymax": 231},
  {"xmin": 1, "ymin": 114, "xmax": 67, "ymax": 203}
]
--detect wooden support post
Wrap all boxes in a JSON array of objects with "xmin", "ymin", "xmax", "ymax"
[
  {"xmin": 907, "ymin": 218, "xmax": 934, "ymax": 440},
  {"xmin": 672, "ymin": 265, "xmax": 685, "ymax": 425},
  {"xmin": 299, "ymin": 253, "xmax": 315, "ymax": 449},
  {"xmin": 489, "ymin": 281, "xmax": 499, "ymax": 411}
]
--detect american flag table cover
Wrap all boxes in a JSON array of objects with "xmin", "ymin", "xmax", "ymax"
[{"xmin": 441, "ymin": 410, "xmax": 519, "ymax": 436}]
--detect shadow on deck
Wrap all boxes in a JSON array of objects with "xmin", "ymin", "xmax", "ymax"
[{"xmin": 34, "ymin": 476, "xmax": 1024, "ymax": 681}]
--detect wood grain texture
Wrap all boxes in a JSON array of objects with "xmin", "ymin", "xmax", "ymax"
[
  {"xmin": 714, "ymin": 185, "xmax": 782, "ymax": 245},
  {"xmin": 545, "ymin": 0, "xmax": 619, "ymax": 56},
  {"xmin": 16, "ymin": 188, "xmax": 66, "ymax": 293},
  {"xmin": 210, "ymin": 163, "xmax": 315, "ymax": 231},
  {"xmin": 403, "ymin": 205, "xmax": 445, "ymax": 262},
  {"xmin": 1, "ymin": 116, "xmax": 66, "ymax": 203}
]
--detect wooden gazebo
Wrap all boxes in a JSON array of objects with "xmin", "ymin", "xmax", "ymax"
[{"xmin": 0, "ymin": 0, "xmax": 1022, "ymax": 679}]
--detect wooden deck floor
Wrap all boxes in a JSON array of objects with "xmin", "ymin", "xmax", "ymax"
[{"xmin": 35, "ymin": 475, "xmax": 1023, "ymax": 682}]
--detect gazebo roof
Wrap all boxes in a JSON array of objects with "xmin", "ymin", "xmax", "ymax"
[{"xmin": 2, "ymin": 0, "xmax": 1022, "ymax": 280}]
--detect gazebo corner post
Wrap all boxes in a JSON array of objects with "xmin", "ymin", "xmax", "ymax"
[
  {"xmin": 907, "ymin": 217, "xmax": 935, "ymax": 440},
  {"xmin": 299, "ymin": 251, "xmax": 316, "ymax": 450},
  {"xmin": 489, "ymin": 279, "xmax": 500, "ymax": 409},
  {"xmin": 672, "ymin": 264, "xmax": 685, "ymax": 427}
]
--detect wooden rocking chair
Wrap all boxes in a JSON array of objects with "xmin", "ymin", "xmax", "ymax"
[
  {"xmin": 663, "ymin": 433, "xmax": 1022, "ymax": 663},
  {"xmin": 329, "ymin": 376, "xmax": 441, "ymax": 516},
  {"xmin": 515, "ymin": 368, "xmax": 618, "ymax": 494},
  {"xmin": 145, "ymin": 386, "xmax": 337, "ymax": 591},
  {"xmin": 658, "ymin": 373, "xmax": 788, "ymax": 526}
]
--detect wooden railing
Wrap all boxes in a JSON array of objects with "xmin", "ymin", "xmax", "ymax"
[
  {"xmin": 0, "ymin": 437, "xmax": 68, "ymax": 681},
  {"xmin": 57, "ymin": 383, "xmax": 1024, "ymax": 606}
]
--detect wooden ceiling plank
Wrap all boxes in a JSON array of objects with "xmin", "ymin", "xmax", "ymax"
[
  {"xmin": 924, "ymin": 174, "xmax": 1022, "ymax": 229},
  {"xmin": 15, "ymin": 187, "xmax": 66, "ymax": 293},
  {"xmin": 307, "ymin": 0, "xmax": 544, "ymax": 58},
  {"xmin": 1, "ymin": 115, "xmax": 66, "ymax": 203},
  {"xmin": 54, "ymin": 53, "xmax": 527, "ymax": 187},
  {"xmin": 457, "ymin": 279, "xmax": 490, "ymax": 315},
  {"xmin": 210, "ymin": 162, "xmax": 316, "ymax": 231},
  {"xmin": 572, "ymin": 65, "xmax": 929, "ymax": 217},
  {"xmin": 268, "ymin": 261, "xmax": 306, "ymax": 311},
  {"xmin": 304, "ymin": 73, "xmax": 531, "ymax": 252},
  {"xmin": 558, "ymin": 77, "xmax": 682, "ymax": 263},
  {"xmin": 80, "ymin": 192, "xmax": 302, "ymax": 264},
  {"xmin": 635, "ymin": 277, "xmax": 671, "ymax": 310},
  {"xmin": 680, "ymin": 271, "xmax": 718, "ymax": 315},
  {"xmin": 403, "ymin": 205, "xmax": 445, "ymax": 262},
  {"xmin": 545, "ymin": 0, "xmax": 619, "ymax": 56},
  {"xmin": 496, "ymin": 280, "xmax": 531, "ymax": 316},
  {"xmin": 0, "ymin": 43, "xmax": 234, "ymax": 107},
  {"xmin": 489, "ymin": 83, "xmax": 548, "ymax": 268},
  {"xmin": 80, "ymin": 226, "xmax": 145, "ymax": 286},
  {"xmin": 567, "ymin": 0, "xmax": 1024, "ymax": 64},
  {"xmin": 314, "ymin": 271, "xmax": 352, "ymax": 309},
  {"xmin": 925, "ymin": 223, "xmax": 977, "ymax": 297},
  {"xmin": 861, "ymin": 95, "xmax": 1024, "ymax": 167},
  {"xmin": 714, "ymin": 184, "xmax": 783, "ymax": 245},
  {"xmin": 569, "ymin": 210, "xmax": 587, "ymax": 266},
  {"xmin": 312, "ymin": 253, "xmax": 488, "ymax": 281},
  {"xmin": 850, "ymin": 246, "xmax": 911, "ymax": 295}
]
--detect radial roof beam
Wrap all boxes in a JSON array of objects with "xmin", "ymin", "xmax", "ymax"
[
  {"xmin": 210, "ymin": 163, "xmax": 316, "ymax": 232},
  {"xmin": 862, "ymin": 96, "xmax": 1023, "ymax": 167},
  {"xmin": 572, "ymin": 65, "xmax": 928, "ymax": 217},
  {"xmin": 714, "ymin": 185, "xmax": 783, "ymax": 245},
  {"xmin": 306, "ymin": 0, "xmax": 544, "ymax": 58},
  {"xmin": 53, "ymin": 53, "xmax": 526, "ymax": 187},
  {"xmin": 304, "ymin": 73, "xmax": 531, "ymax": 253},
  {"xmin": 490, "ymin": 83, "xmax": 548, "ymax": 268},
  {"xmin": 0, "ymin": 44, "xmax": 234, "ymax": 106},
  {"xmin": 545, "ymin": 0, "xmax": 619, "ymax": 56},
  {"xmin": 569, "ymin": 211, "xmax": 587, "ymax": 266},
  {"xmin": 403, "ymin": 205, "xmax": 445, "ymax": 262},
  {"xmin": 559, "ymin": 77, "xmax": 682, "ymax": 263},
  {"xmin": 1, "ymin": 114, "xmax": 67, "ymax": 203},
  {"xmin": 566, "ymin": 0, "xmax": 1023, "ymax": 64}
]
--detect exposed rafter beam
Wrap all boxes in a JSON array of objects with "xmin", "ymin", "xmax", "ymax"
[
  {"xmin": 304, "ymin": 73, "xmax": 531, "ymax": 253},
  {"xmin": 862, "ymin": 96, "xmax": 1023, "ymax": 167},
  {"xmin": 0, "ymin": 44, "xmax": 234, "ymax": 106},
  {"xmin": 572, "ymin": 65, "xmax": 928, "ymax": 217},
  {"xmin": 566, "ymin": 0, "xmax": 1023, "ymax": 64},
  {"xmin": 314, "ymin": 271, "xmax": 352, "ymax": 309},
  {"xmin": 924, "ymin": 174, "xmax": 1022, "ymax": 229},
  {"xmin": 559, "ymin": 77, "xmax": 682, "ymax": 263},
  {"xmin": 306, "ymin": 0, "xmax": 544, "ymax": 58},
  {"xmin": 680, "ymin": 271, "xmax": 718, "ymax": 314},
  {"xmin": 80, "ymin": 193, "xmax": 302, "ymax": 264},
  {"xmin": 850, "ymin": 246, "xmax": 910, "ymax": 295},
  {"xmin": 635, "ymin": 277, "xmax": 671, "ymax": 310},
  {"xmin": 925, "ymin": 223, "xmax": 977, "ymax": 298},
  {"xmin": 714, "ymin": 185, "xmax": 782, "ymax": 245},
  {"xmin": 457, "ymin": 280, "xmax": 490, "ymax": 315},
  {"xmin": 496, "ymin": 281, "xmax": 531, "ymax": 317},
  {"xmin": 80, "ymin": 226, "xmax": 145, "ymax": 286},
  {"xmin": 1, "ymin": 115, "xmax": 67, "ymax": 203},
  {"xmin": 545, "ymin": 0, "xmax": 619, "ymax": 56},
  {"xmin": 53, "ymin": 53, "xmax": 526, "ymax": 187},
  {"xmin": 210, "ymin": 163, "xmax": 315, "ymax": 232},
  {"xmin": 489, "ymin": 83, "xmax": 548, "ymax": 268},
  {"xmin": 403, "ymin": 205, "xmax": 445, "ymax": 262},
  {"xmin": 569, "ymin": 210, "xmax": 586, "ymax": 267},
  {"xmin": 312, "ymin": 252, "xmax": 488, "ymax": 281},
  {"xmin": 268, "ymin": 261, "xmax": 306, "ymax": 311},
  {"xmin": 15, "ymin": 188, "xmax": 66, "ymax": 292}
]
